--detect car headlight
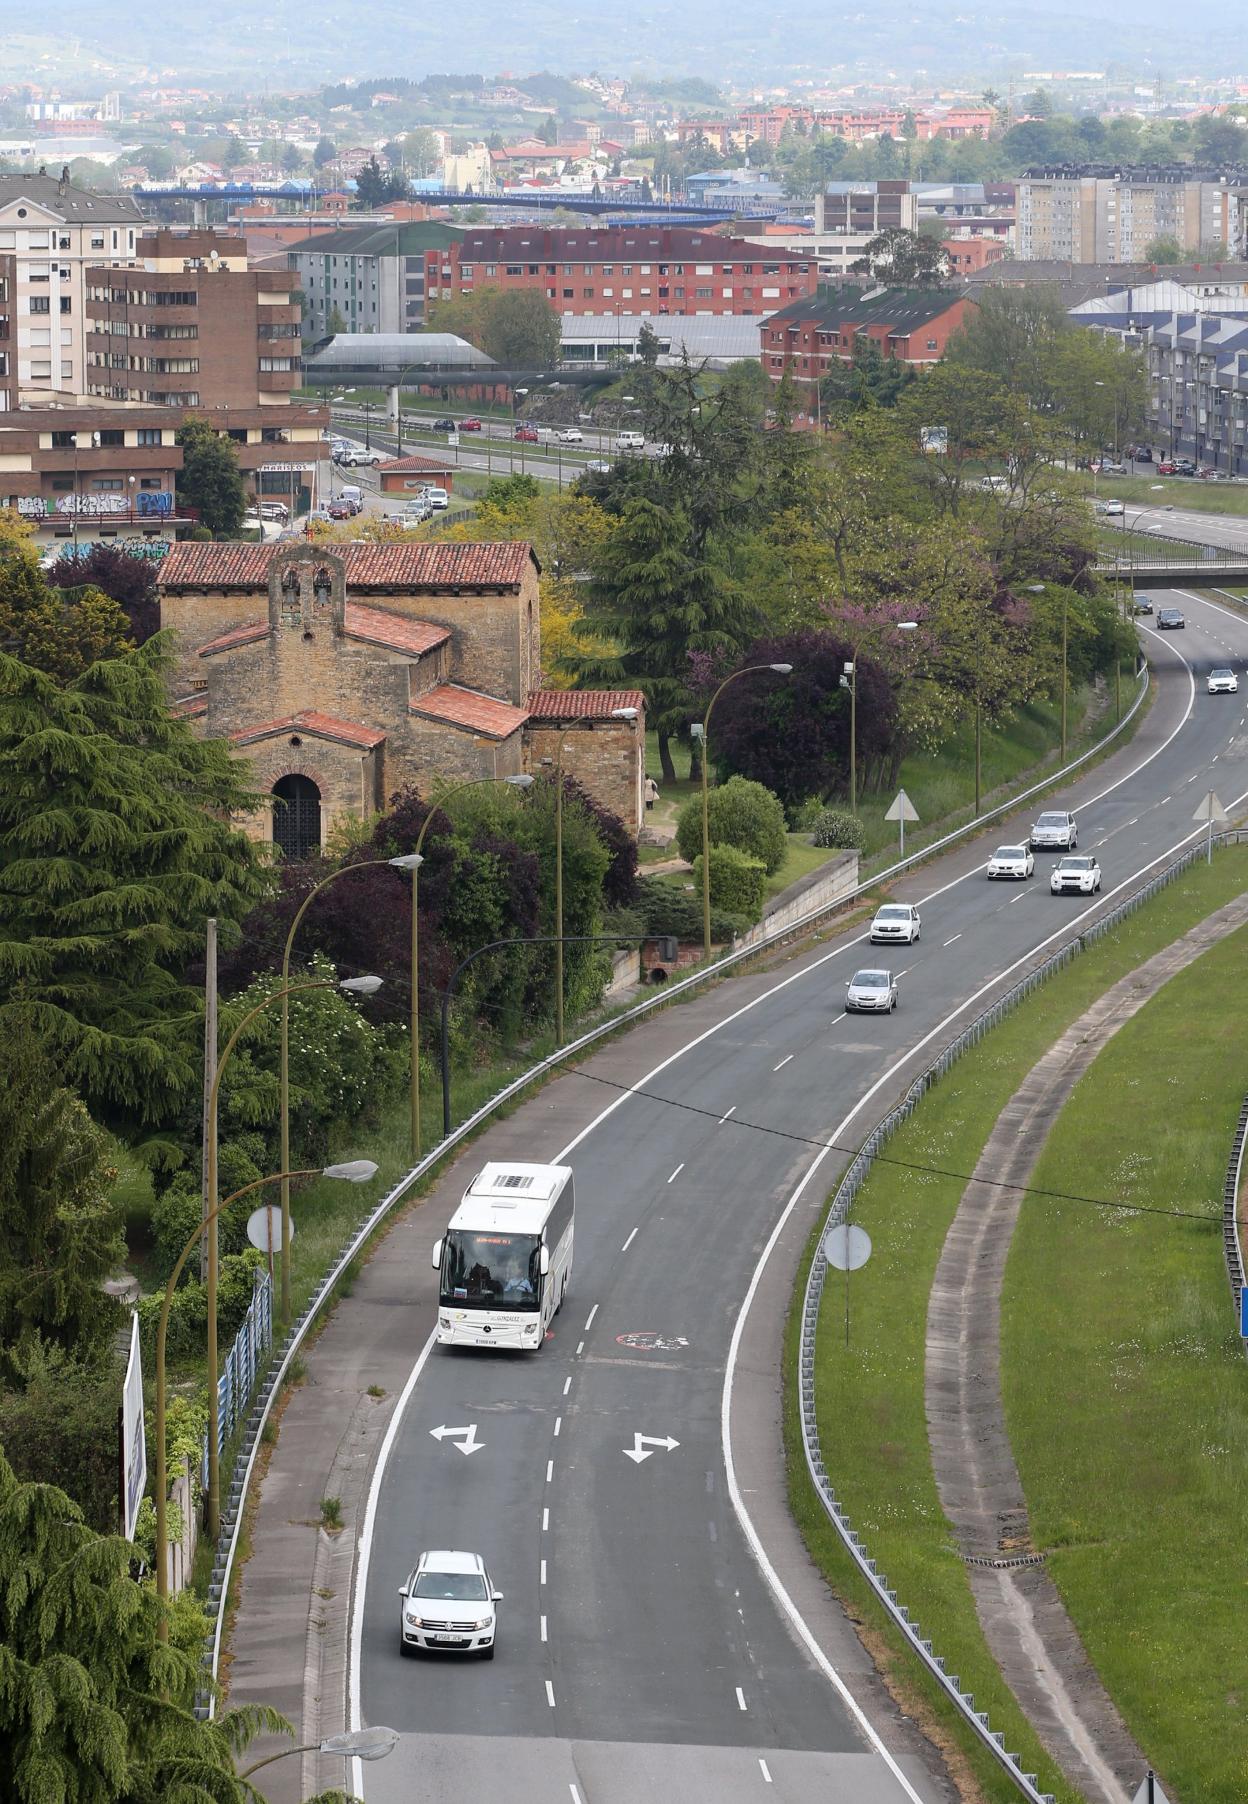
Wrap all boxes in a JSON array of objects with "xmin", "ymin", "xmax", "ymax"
[
  {"xmin": 405, "ymin": 1613, "xmax": 425, "ymax": 1627},
  {"xmin": 471, "ymin": 1616, "xmax": 493, "ymax": 1630}
]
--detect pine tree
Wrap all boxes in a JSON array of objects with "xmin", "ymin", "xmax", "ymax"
[
  {"xmin": 0, "ymin": 1447, "xmax": 292, "ymax": 1803},
  {"xmin": 0, "ymin": 643, "xmax": 266, "ymax": 1133}
]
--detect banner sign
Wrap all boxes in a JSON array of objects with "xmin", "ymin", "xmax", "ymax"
[{"xmin": 121, "ymin": 1312, "xmax": 147, "ymax": 1541}]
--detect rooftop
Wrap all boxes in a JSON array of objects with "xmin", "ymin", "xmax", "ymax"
[
  {"xmin": 231, "ymin": 710, "xmax": 386, "ymax": 752},
  {"xmin": 527, "ymin": 688, "xmax": 646, "ymax": 720},
  {"xmin": 158, "ymin": 540, "xmax": 538, "ymax": 591},
  {"xmin": 768, "ymin": 283, "xmax": 973, "ymax": 333},
  {"xmin": 409, "ymin": 684, "xmax": 528, "ymax": 739},
  {"xmin": 0, "ymin": 171, "xmax": 144, "ymax": 224}
]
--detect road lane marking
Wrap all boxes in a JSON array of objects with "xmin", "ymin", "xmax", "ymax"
[
  {"xmin": 1161, "ymin": 795, "xmax": 1172, "ymax": 804},
  {"xmin": 1213, "ymin": 754, "xmax": 1220, "ymax": 761},
  {"xmin": 540, "ymin": 1559, "xmax": 547, "ymax": 1584},
  {"xmin": 546, "ymin": 1679, "xmax": 556, "ymax": 1707},
  {"xmin": 773, "ymin": 1054, "xmax": 794, "ymax": 1071},
  {"xmin": 576, "ymin": 1340, "xmax": 585, "ymax": 1355},
  {"xmin": 562, "ymin": 1376, "xmax": 571, "ymax": 1396},
  {"xmin": 736, "ymin": 1686, "xmax": 747, "ymax": 1711},
  {"xmin": 943, "ymin": 933, "xmax": 962, "ymax": 946},
  {"xmin": 896, "ymin": 967, "xmax": 911, "ymax": 978},
  {"xmin": 621, "ymin": 1225, "xmax": 639, "ymax": 1252},
  {"xmin": 1009, "ymin": 892, "xmax": 1027, "ymax": 903},
  {"xmin": 584, "ymin": 1304, "xmax": 598, "ymax": 1330},
  {"xmin": 546, "ymin": 1460, "xmax": 554, "ymax": 1483},
  {"xmin": 541, "ymin": 1614, "xmax": 548, "ymax": 1642},
  {"xmin": 718, "ymin": 1104, "xmax": 737, "ymax": 1123},
  {"xmin": 543, "ymin": 1507, "xmax": 550, "ymax": 1531},
  {"xmin": 667, "ymin": 1162, "xmax": 685, "ymax": 1182},
  {"xmin": 554, "ymin": 1416, "xmax": 562, "ymax": 1437},
  {"xmin": 569, "ymin": 1788, "xmax": 580, "ymax": 1804},
  {"xmin": 759, "ymin": 1759, "xmax": 773, "ymax": 1783}
]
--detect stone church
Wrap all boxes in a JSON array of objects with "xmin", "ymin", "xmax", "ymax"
[{"xmin": 157, "ymin": 540, "xmax": 645, "ymax": 855}]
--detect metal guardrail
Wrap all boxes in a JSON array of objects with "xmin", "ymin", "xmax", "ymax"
[
  {"xmin": 196, "ymin": 664, "xmax": 1150, "ymax": 1711},
  {"xmin": 797, "ymin": 831, "xmax": 1248, "ymax": 1798},
  {"xmin": 1222, "ymin": 1099, "xmax": 1248, "ymax": 1349}
]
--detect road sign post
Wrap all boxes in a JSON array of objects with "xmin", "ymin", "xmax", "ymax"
[
  {"xmin": 884, "ymin": 788, "xmax": 920, "ymax": 858},
  {"xmin": 1192, "ymin": 790, "xmax": 1228, "ymax": 865},
  {"xmin": 824, "ymin": 1223, "xmax": 873, "ymax": 1347}
]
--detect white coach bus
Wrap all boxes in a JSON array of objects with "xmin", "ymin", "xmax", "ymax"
[{"xmin": 431, "ymin": 1161, "xmax": 574, "ymax": 1350}]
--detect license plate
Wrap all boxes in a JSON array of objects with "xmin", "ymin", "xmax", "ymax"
[{"xmin": 428, "ymin": 1632, "xmax": 465, "ymax": 1643}]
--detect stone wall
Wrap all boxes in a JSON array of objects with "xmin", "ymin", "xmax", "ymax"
[
  {"xmin": 233, "ymin": 734, "xmax": 383, "ymax": 843},
  {"xmin": 524, "ymin": 718, "xmax": 644, "ymax": 833},
  {"xmin": 403, "ymin": 716, "xmax": 525, "ymax": 788}
]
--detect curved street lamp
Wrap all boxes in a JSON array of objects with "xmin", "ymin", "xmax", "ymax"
[
  {"xmin": 239, "ymin": 1723, "xmax": 399, "ymax": 1779},
  {"xmin": 691, "ymin": 664, "xmax": 793, "ymax": 959}
]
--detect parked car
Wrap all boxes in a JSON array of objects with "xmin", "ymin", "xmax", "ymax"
[
  {"xmin": 585, "ymin": 459, "xmax": 612, "ymax": 473},
  {"xmin": 1156, "ymin": 459, "xmax": 1178, "ymax": 475},
  {"xmin": 869, "ymin": 902, "xmax": 921, "ymax": 945},
  {"xmin": 986, "ymin": 844, "xmax": 1035, "ymax": 880},
  {"xmin": 1099, "ymin": 458, "xmax": 1127, "ymax": 475},
  {"xmin": 556, "ymin": 427, "xmax": 584, "ymax": 444},
  {"xmin": 845, "ymin": 968, "xmax": 898, "ymax": 1014},
  {"xmin": 1094, "ymin": 498, "xmax": 1125, "ymax": 516},
  {"xmin": 431, "ymin": 417, "xmax": 457, "ymax": 431},
  {"xmin": 514, "ymin": 424, "xmax": 540, "ymax": 442},
  {"xmin": 326, "ymin": 500, "xmax": 354, "ymax": 520},
  {"xmin": 459, "ymin": 417, "xmax": 483, "ymax": 432},
  {"xmin": 398, "ymin": 1549, "xmax": 502, "ymax": 1659},
  {"xmin": 1128, "ymin": 445, "xmax": 1153, "ymax": 463},
  {"xmin": 1208, "ymin": 668, "xmax": 1239, "ymax": 694},
  {"xmin": 1172, "ymin": 458, "xmax": 1198, "ymax": 476},
  {"xmin": 979, "ymin": 474, "xmax": 1010, "ymax": 492},
  {"xmin": 1050, "ymin": 854, "xmax": 1101, "ymax": 896},
  {"xmin": 1156, "ymin": 607, "xmax": 1186, "ymax": 629},
  {"xmin": 421, "ymin": 486, "xmax": 449, "ymax": 510},
  {"xmin": 259, "ymin": 501, "xmax": 289, "ymax": 522},
  {"xmin": 1030, "ymin": 810, "xmax": 1078, "ymax": 851}
]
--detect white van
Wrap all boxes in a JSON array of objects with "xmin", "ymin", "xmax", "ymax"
[
  {"xmin": 616, "ymin": 430, "xmax": 646, "ymax": 450},
  {"xmin": 338, "ymin": 484, "xmax": 363, "ymax": 508},
  {"xmin": 422, "ymin": 486, "xmax": 449, "ymax": 510}
]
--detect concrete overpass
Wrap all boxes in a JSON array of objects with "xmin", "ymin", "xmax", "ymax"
[{"xmin": 1097, "ymin": 551, "xmax": 1248, "ymax": 588}]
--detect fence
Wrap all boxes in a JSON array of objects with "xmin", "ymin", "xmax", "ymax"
[
  {"xmin": 194, "ymin": 664, "xmax": 1151, "ymax": 1713},
  {"xmin": 797, "ymin": 832, "xmax": 1248, "ymax": 1799},
  {"xmin": 201, "ymin": 1272, "xmax": 273, "ymax": 1486},
  {"xmin": 1222, "ymin": 1097, "xmax": 1248, "ymax": 1354}
]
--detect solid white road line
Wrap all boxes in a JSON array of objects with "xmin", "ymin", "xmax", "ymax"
[
  {"xmin": 584, "ymin": 1304, "xmax": 598, "ymax": 1330},
  {"xmin": 620, "ymin": 1226, "xmax": 639, "ymax": 1252},
  {"xmin": 773, "ymin": 1054, "xmax": 794, "ymax": 1071},
  {"xmin": 668, "ymin": 1162, "xmax": 685, "ymax": 1182},
  {"xmin": 569, "ymin": 1787, "xmax": 581, "ymax": 1803}
]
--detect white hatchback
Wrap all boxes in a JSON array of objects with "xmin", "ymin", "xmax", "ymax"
[
  {"xmin": 399, "ymin": 1550, "xmax": 502, "ymax": 1659},
  {"xmin": 869, "ymin": 902, "xmax": 921, "ymax": 944},
  {"xmin": 556, "ymin": 427, "xmax": 584, "ymax": 443},
  {"xmin": 986, "ymin": 844, "xmax": 1035, "ymax": 880}
]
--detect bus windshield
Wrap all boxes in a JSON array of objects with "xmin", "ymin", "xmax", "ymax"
[{"xmin": 441, "ymin": 1230, "xmax": 542, "ymax": 1311}]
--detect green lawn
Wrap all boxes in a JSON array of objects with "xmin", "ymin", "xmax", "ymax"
[
  {"xmin": 791, "ymin": 848, "xmax": 1248, "ymax": 1803},
  {"xmin": 1073, "ymin": 470, "xmax": 1248, "ymax": 520},
  {"xmin": 1005, "ymin": 921, "xmax": 1248, "ymax": 1802}
]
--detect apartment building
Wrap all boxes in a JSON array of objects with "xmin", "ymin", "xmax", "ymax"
[
  {"xmin": 761, "ymin": 285, "xmax": 977, "ymax": 393},
  {"xmin": 0, "ymin": 398, "xmax": 192, "ymax": 554},
  {"xmin": 287, "ymin": 220, "xmax": 463, "ymax": 339},
  {"xmin": 451, "ymin": 225, "xmax": 815, "ymax": 317},
  {"xmin": 1017, "ymin": 165, "xmax": 1248, "ymax": 263},
  {"xmin": 0, "ymin": 169, "xmax": 143, "ymax": 395},
  {"xmin": 0, "ymin": 256, "xmax": 14, "ymax": 412}
]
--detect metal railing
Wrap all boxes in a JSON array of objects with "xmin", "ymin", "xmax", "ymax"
[
  {"xmin": 1222, "ymin": 1098, "xmax": 1248, "ymax": 1351},
  {"xmin": 194, "ymin": 664, "xmax": 1150, "ymax": 1712},
  {"xmin": 797, "ymin": 833, "xmax": 1248, "ymax": 1798}
]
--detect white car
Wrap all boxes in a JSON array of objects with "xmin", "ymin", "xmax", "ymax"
[
  {"xmin": 1030, "ymin": 810, "xmax": 1077, "ymax": 851},
  {"xmin": 869, "ymin": 902, "xmax": 921, "ymax": 944},
  {"xmin": 616, "ymin": 430, "xmax": 646, "ymax": 450},
  {"xmin": 398, "ymin": 1550, "xmax": 502, "ymax": 1659},
  {"xmin": 585, "ymin": 459, "xmax": 612, "ymax": 473},
  {"xmin": 1094, "ymin": 497, "xmax": 1125, "ymax": 516},
  {"xmin": 1050, "ymin": 854, "xmax": 1101, "ymax": 895},
  {"xmin": 335, "ymin": 446, "xmax": 381, "ymax": 468},
  {"xmin": 986, "ymin": 844, "xmax": 1035, "ymax": 880},
  {"xmin": 846, "ymin": 967, "xmax": 898, "ymax": 1013},
  {"xmin": 556, "ymin": 428, "xmax": 584, "ymax": 443},
  {"xmin": 1208, "ymin": 668, "xmax": 1239, "ymax": 694}
]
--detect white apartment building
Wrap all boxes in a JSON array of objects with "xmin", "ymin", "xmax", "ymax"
[
  {"xmin": 1017, "ymin": 165, "xmax": 1247, "ymax": 264},
  {"xmin": 0, "ymin": 170, "xmax": 144, "ymax": 394}
]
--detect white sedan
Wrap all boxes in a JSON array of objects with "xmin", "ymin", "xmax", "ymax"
[
  {"xmin": 986, "ymin": 844, "xmax": 1035, "ymax": 880},
  {"xmin": 1051, "ymin": 855, "xmax": 1101, "ymax": 895},
  {"xmin": 846, "ymin": 968, "xmax": 898, "ymax": 1013},
  {"xmin": 1208, "ymin": 668, "xmax": 1239, "ymax": 694},
  {"xmin": 869, "ymin": 902, "xmax": 921, "ymax": 944}
]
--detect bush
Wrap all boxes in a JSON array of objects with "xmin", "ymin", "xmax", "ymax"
[
  {"xmin": 674, "ymin": 776, "xmax": 788, "ymax": 874},
  {"xmin": 137, "ymin": 1248, "xmax": 266, "ymax": 1367},
  {"xmin": 810, "ymin": 808, "xmax": 867, "ymax": 851},
  {"xmin": 635, "ymin": 876, "xmax": 748, "ymax": 943},
  {"xmin": 691, "ymin": 844, "xmax": 767, "ymax": 924},
  {"xmin": 150, "ymin": 1131, "xmax": 268, "ymax": 1280},
  {"xmin": 0, "ymin": 1350, "xmax": 122, "ymax": 1533}
]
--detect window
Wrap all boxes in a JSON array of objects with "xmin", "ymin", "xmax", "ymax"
[
  {"xmin": 259, "ymin": 357, "xmax": 295, "ymax": 371},
  {"xmin": 59, "ymin": 296, "xmax": 71, "ymax": 314},
  {"xmin": 137, "ymin": 428, "xmax": 161, "ymax": 446},
  {"xmin": 29, "ymin": 296, "xmax": 50, "ymax": 314},
  {"xmin": 485, "ymin": 264, "xmax": 497, "ymax": 277},
  {"xmin": 90, "ymin": 234, "xmax": 105, "ymax": 250},
  {"xmin": 583, "ymin": 287, "xmax": 595, "ymax": 299},
  {"xmin": 92, "ymin": 478, "xmax": 123, "ymax": 491},
  {"xmin": 505, "ymin": 264, "xmax": 522, "ymax": 276},
  {"xmin": 51, "ymin": 430, "xmax": 76, "ymax": 448},
  {"xmin": 926, "ymin": 339, "xmax": 938, "ymax": 351},
  {"xmin": 98, "ymin": 429, "xmax": 124, "ymax": 448}
]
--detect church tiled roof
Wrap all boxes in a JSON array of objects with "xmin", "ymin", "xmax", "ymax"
[
  {"xmin": 527, "ymin": 689, "xmax": 645, "ymax": 719},
  {"xmin": 230, "ymin": 710, "xmax": 387, "ymax": 751},
  {"xmin": 158, "ymin": 540, "xmax": 538, "ymax": 589},
  {"xmin": 409, "ymin": 685, "xmax": 528, "ymax": 739},
  {"xmin": 343, "ymin": 604, "xmax": 449, "ymax": 657}
]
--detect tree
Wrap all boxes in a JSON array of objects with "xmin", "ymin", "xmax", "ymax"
[
  {"xmin": 636, "ymin": 320, "xmax": 662, "ymax": 367},
  {"xmin": 313, "ymin": 136, "xmax": 337, "ymax": 169},
  {"xmin": 1024, "ymin": 89, "xmax": 1054, "ymax": 118},
  {"xmin": 896, "ymin": 363, "xmax": 1027, "ymax": 515},
  {"xmin": 820, "ymin": 334, "xmax": 916, "ymax": 421},
  {"xmin": 175, "ymin": 417, "xmax": 247, "ymax": 533},
  {"xmin": 401, "ymin": 127, "xmax": 440, "ymax": 175},
  {"xmin": 134, "ymin": 143, "xmax": 175, "ymax": 179},
  {"xmin": 0, "ymin": 1346, "xmax": 123, "ymax": 1532},
  {"xmin": 44, "ymin": 542, "xmax": 161, "ymax": 644},
  {"xmin": 430, "ymin": 289, "xmax": 561, "ymax": 368},
  {"xmin": 537, "ymin": 114, "xmax": 559, "ymax": 145},
  {"xmin": 0, "ymin": 645, "xmax": 266, "ymax": 1134},
  {"xmin": 326, "ymin": 303, "xmax": 348, "ymax": 335},
  {"xmin": 0, "ymin": 1446, "xmax": 292, "ymax": 1803},
  {"xmin": 1143, "ymin": 233, "xmax": 1185, "ymax": 265},
  {"xmin": 674, "ymin": 775, "xmax": 788, "ymax": 873},
  {"xmin": 0, "ymin": 540, "xmax": 133, "ymax": 682},
  {"xmin": 944, "ymin": 283, "xmax": 1071, "ymax": 412},
  {"xmin": 850, "ymin": 226, "xmax": 948, "ymax": 284},
  {"xmin": 353, "ymin": 154, "xmax": 390, "ymax": 208},
  {"xmin": 0, "ymin": 1039, "xmax": 125, "ymax": 1375}
]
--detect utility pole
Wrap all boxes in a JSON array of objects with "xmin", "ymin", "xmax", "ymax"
[{"xmin": 199, "ymin": 918, "xmax": 217, "ymax": 1281}]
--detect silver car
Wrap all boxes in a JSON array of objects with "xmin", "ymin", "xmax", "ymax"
[
  {"xmin": 1030, "ymin": 810, "xmax": 1077, "ymax": 851},
  {"xmin": 399, "ymin": 1550, "xmax": 502, "ymax": 1660},
  {"xmin": 986, "ymin": 844, "xmax": 1035, "ymax": 880},
  {"xmin": 1208, "ymin": 668, "xmax": 1239, "ymax": 694},
  {"xmin": 846, "ymin": 968, "xmax": 898, "ymax": 1013},
  {"xmin": 1050, "ymin": 854, "xmax": 1101, "ymax": 895},
  {"xmin": 869, "ymin": 902, "xmax": 921, "ymax": 944}
]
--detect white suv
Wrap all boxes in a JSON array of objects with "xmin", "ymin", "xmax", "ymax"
[
  {"xmin": 398, "ymin": 1550, "xmax": 502, "ymax": 1659},
  {"xmin": 1030, "ymin": 810, "xmax": 1077, "ymax": 851}
]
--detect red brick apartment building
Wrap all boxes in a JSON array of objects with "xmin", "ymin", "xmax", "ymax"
[
  {"xmin": 761, "ymin": 285, "xmax": 977, "ymax": 390},
  {"xmin": 453, "ymin": 226, "xmax": 815, "ymax": 316}
]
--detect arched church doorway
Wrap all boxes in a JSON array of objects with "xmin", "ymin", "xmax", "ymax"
[{"xmin": 272, "ymin": 773, "xmax": 322, "ymax": 860}]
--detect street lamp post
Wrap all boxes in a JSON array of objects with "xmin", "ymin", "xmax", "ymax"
[
  {"xmin": 691, "ymin": 665, "xmax": 793, "ymax": 960},
  {"xmin": 204, "ymin": 972, "xmax": 382, "ymax": 1540},
  {"xmin": 842, "ymin": 622, "xmax": 918, "ymax": 818},
  {"xmin": 406, "ymin": 772, "xmax": 534, "ymax": 1155},
  {"xmin": 154, "ymin": 1158, "xmax": 378, "ymax": 1631},
  {"xmin": 239, "ymin": 1725, "xmax": 399, "ymax": 1781},
  {"xmin": 279, "ymin": 858, "xmax": 421, "ymax": 1326}
]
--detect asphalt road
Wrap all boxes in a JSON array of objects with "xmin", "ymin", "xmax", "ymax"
[
  {"xmin": 1115, "ymin": 502, "xmax": 1248, "ymax": 555},
  {"xmin": 353, "ymin": 588, "xmax": 1248, "ymax": 1804}
]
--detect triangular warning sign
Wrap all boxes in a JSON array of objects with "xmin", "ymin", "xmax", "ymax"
[{"xmin": 1131, "ymin": 1774, "xmax": 1171, "ymax": 1804}]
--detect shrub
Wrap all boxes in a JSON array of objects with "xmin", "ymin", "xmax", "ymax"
[
  {"xmin": 635, "ymin": 877, "xmax": 748, "ymax": 943},
  {"xmin": 0, "ymin": 1350, "xmax": 122, "ymax": 1533},
  {"xmin": 137, "ymin": 1248, "xmax": 266, "ymax": 1367},
  {"xmin": 150, "ymin": 1131, "xmax": 268, "ymax": 1279},
  {"xmin": 810, "ymin": 808, "xmax": 867, "ymax": 851},
  {"xmin": 674, "ymin": 776, "xmax": 788, "ymax": 874},
  {"xmin": 691, "ymin": 844, "xmax": 767, "ymax": 924}
]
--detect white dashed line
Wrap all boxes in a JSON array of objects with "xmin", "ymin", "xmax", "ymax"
[
  {"xmin": 718, "ymin": 1104, "xmax": 737, "ymax": 1124},
  {"xmin": 759, "ymin": 1759, "xmax": 773, "ymax": 1784},
  {"xmin": 1161, "ymin": 795, "xmax": 1172, "ymax": 805},
  {"xmin": 553, "ymin": 1416, "xmax": 562, "ymax": 1437},
  {"xmin": 546, "ymin": 1680, "xmax": 556, "ymax": 1708},
  {"xmin": 620, "ymin": 1225, "xmax": 639, "ymax": 1252},
  {"xmin": 576, "ymin": 1340, "xmax": 584, "ymax": 1356},
  {"xmin": 584, "ymin": 1305, "xmax": 598, "ymax": 1331},
  {"xmin": 546, "ymin": 1460, "xmax": 554, "ymax": 1484},
  {"xmin": 736, "ymin": 1686, "xmax": 748, "ymax": 1711},
  {"xmin": 541, "ymin": 1614, "xmax": 548, "ymax": 1643},
  {"xmin": 896, "ymin": 967, "xmax": 911, "ymax": 979},
  {"xmin": 773, "ymin": 1053, "xmax": 794, "ymax": 1071},
  {"xmin": 829, "ymin": 1010, "xmax": 847, "ymax": 1025},
  {"xmin": 562, "ymin": 1376, "xmax": 571, "ymax": 1396},
  {"xmin": 1009, "ymin": 893, "xmax": 1027, "ymax": 903},
  {"xmin": 540, "ymin": 1559, "xmax": 547, "ymax": 1584},
  {"xmin": 542, "ymin": 1507, "xmax": 550, "ymax": 1531},
  {"xmin": 667, "ymin": 1162, "xmax": 685, "ymax": 1183},
  {"xmin": 1213, "ymin": 754, "xmax": 1220, "ymax": 762},
  {"xmin": 943, "ymin": 933, "xmax": 962, "ymax": 946}
]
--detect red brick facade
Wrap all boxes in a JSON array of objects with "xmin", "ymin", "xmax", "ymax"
[{"xmin": 761, "ymin": 287, "xmax": 977, "ymax": 391}]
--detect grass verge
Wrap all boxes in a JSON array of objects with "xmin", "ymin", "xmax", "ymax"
[
  {"xmin": 790, "ymin": 848, "xmax": 1248, "ymax": 1802},
  {"xmin": 1004, "ymin": 920, "xmax": 1248, "ymax": 1802}
]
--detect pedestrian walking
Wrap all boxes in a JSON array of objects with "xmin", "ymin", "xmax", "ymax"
[{"xmin": 644, "ymin": 776, "xmax": 660, "ymax": 811}]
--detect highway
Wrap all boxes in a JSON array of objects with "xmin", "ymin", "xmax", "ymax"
[
  {"xmin": 1116, "ymin": 501, "xmax": 1248, "ymax": 555},
  {"xmin": 349, "ymin": 588, "xmax": 1248, "ymax": 1804}
]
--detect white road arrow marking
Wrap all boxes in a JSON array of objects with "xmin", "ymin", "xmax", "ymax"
[
  {"xmin": 623, "ymin": 1431, "xmax": 680, "ymax": 1464},
  {"xmin": 429, "ymin": 1423, "xmax": 483, "ymax": 1456}
]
